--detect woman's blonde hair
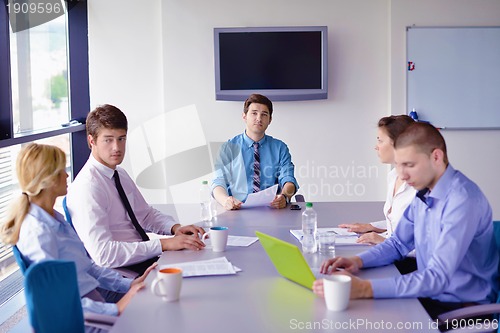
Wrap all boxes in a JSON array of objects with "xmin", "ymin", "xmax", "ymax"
[{"xmin": 0, "ymin": 143, "xmax": 66, "ymax": 245}]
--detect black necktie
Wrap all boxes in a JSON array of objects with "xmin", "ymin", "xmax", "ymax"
[
  {"xmin": 416, "ymin": 188, "xmax": 433, "ymax": 207},
  {"xmin": 113, "ymin": 170, "xmax": 149, "ymax": 241}
]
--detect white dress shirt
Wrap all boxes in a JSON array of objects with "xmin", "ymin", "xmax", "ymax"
[
  {"xmin": 17, "ymin": 204, "xmax": 132, "ymax": 316},
  {"xmin": 66, "ymin": 154, "xmax": 177, "ymax": 268},
  {"xmin": 370, "ymin": 168, "xmax": 416, "ymax": 237}
]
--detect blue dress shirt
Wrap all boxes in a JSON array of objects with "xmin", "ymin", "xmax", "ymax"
[
  {"xmin": 358, "ymin": 165, "xmax": 498, "ymax": 303},
  {"xmin": 212, "ymin": 132, "xmax": 299, "ymax": 202},
  {"xmin": 17, "ymin": 204, "xmax": 133, "ymax": 316}
]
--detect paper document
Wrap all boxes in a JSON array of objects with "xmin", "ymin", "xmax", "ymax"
[
  {"xmin": 228, "ymin": 235, "xmax": 259, "ymax": 247},
  {"xmin": 243, "ymin": 184, "xmax": 279, "ymax": 208},
  {"xmin": 168, "ymin": 257, "xmax": 239, "ymax": 277},
  {"xmin": 290, "ymin": 228, "xmax": 368, "ymax": 246},
  {"xmin": 203, "ymin": 235, "xmax": 258, "ymax": 248}
]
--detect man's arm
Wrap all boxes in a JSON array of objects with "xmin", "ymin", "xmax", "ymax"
[
  {"xmin": 67, "ymin": 183, "xmax": 162, "ymax": 268},
  {"xmin": 276, "ymin": 142, "xmax": 299, "ymax": 195},
  {"xmin": 270, "ymin": 182, "xmax": 296, "ymax": 209},
  {"xmin": 213, "ymin": 185, "xmax": 242, "ymax": 210}
]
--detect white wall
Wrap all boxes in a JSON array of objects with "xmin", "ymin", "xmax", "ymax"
[
  {"xmin": 390, "ymin": 0, "xmax": 500, "ymax": 219},
  {"xmin": 87, "ymin": 0, "xmax": 500, "ymax": 218}
]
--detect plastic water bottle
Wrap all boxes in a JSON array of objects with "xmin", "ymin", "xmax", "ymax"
[
  {"xmin": 302, "ymin": 202, "xmax": 317, "ymax": 253},
  {"xmin": 200, "ymin": 181, "xmax": 211, "ymax": 223},
  {"xmin": 409, "ymin": 108, "xmax": 419, "ymax": 121}
]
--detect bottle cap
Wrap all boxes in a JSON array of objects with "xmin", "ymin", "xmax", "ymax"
[
  {"xmin": 202, "ymin": 180, "xmax": 208, "ymax": 185},
  {"xmin": 306, "ymin": 202, "xmax": 313, "ymax": 208}
]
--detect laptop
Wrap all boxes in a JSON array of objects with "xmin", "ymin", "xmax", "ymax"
[{"xmin": 256, "ymin": 231, "xmax": 318, "ymax": 289}]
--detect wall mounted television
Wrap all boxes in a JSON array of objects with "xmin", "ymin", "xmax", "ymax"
[{"xmin": 214, "ymin": 26, "xmax": 328, "ymax": 101}]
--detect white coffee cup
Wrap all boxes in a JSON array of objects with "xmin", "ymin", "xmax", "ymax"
[
  {"xmin": 323, "ymin": 275, "xmax": 351, "ymax": 311},
  {"xmin": 151, "ymin": 267, "xmax": 183, "ymax": 302},
  {"xmin": 202, "ymin": 226, "xmax": 229, "ymax": 252}
]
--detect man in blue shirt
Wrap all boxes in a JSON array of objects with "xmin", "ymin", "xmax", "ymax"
[
  {"xmin": 212, "ymin": 94, "xmax": 299, "ymax": 210},
  {"xmin": 313, "ymin": 122, "xmax": 498, "ymax": 320}
]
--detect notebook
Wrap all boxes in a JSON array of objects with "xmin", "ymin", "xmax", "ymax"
[{"xmin": 256, "ymin": 231, "xmax": 317, "ymax": 289}]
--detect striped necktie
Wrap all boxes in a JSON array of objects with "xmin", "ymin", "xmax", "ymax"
[{"xmin": 252, "ymin": 142, "xmax": 260, "ymax": 193}]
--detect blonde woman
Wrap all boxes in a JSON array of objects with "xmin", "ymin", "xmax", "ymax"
[{"xmin": 0, "ymin": 143, "xmax": 154, "ymax": 328}]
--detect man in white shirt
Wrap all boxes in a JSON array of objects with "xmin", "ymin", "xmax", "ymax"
[{"xmin": 67, "ymin": 104, "xmax": 205, "ymax": 275}]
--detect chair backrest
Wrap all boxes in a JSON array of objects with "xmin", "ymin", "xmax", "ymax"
[
  {"xmin": 24, "ymin": 260, "xmax": 85, "ymax": 333},
  {"xmin": 62, "ymin": 196, "xmax": 74, "ymax": 228},
  {"xmin": 12, "ymin": 244, "xmax": 29, "ymax": 273}
]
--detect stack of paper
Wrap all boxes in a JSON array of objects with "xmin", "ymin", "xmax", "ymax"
[
  {"xmin": 167, "ymin": 257, "xmax": 241, "ymax": 277},
  {"xmin": 290, "ymin": 228, "xmax": 368, "ymax": 246}
]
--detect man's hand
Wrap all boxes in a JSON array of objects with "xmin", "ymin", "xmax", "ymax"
[
  {"xmin": 313, "ymin": 272, "xmax": 373, "ymax": 299},
  {"xmin": 223, "ymin": 196, "xmax": 242, "ymax": 210},
  {"xmin": 160, "ymin": 234, "xmax": 205, "ymax": 251},
  {"xmin": 172, "ymin": 224, "xmax": 205, "ymax": 237},
  {"xmin": 319, "ymin": 256, "xmax": 363, "ymax": 274},
  {"xmin": 270, "ymin": 194, "xmax": 287, "ymax": 209}
]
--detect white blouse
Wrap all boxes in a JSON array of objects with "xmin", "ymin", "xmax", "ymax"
[{"xmin": 371, "ymin": 168, "xmax": 416, "ymax": 238}]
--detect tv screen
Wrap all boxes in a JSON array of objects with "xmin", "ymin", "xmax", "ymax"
[{"xmin": 214, "ymin": 26, "xmax": 328, "ymax": 101}]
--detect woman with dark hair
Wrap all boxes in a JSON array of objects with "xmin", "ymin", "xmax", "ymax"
[{"xmin": 340, "ymin": 115, "xmax": 416, "ymax": 245}]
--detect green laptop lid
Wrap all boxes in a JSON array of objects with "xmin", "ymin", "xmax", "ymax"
[{"xmin": 256, "ymin": 231, "xmax": 315, "ymax": 289}]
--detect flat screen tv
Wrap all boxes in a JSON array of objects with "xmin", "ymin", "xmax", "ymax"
[{"xmin": 214, "ymin": 26, "xmax": 328, "ymax": 101}]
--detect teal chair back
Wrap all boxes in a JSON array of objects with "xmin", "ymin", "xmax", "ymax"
[
  {"xmin": 62, "ymin": 196, "xmax": 74, "ymax": 228},
  {"xmin": 24, "ymin": 260, "xmax": 85, "ymax": 333},
  {"xmin": 12, "ymin": 244, "xmax": 29, "ymax": 273}
]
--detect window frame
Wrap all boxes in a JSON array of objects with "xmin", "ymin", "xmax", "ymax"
[
  {"xmin": 0, "ymin": 0, "xmax": 90, "ymax": 312},
  {"xmin": 0, "ymin": 0, "xmax": 89, "ymax": 175}
]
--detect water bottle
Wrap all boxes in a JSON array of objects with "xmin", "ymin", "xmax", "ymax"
[
  {"xmin": 409, "ymin": 108, "xmax": 419, "ymax": 121},
  {"xmin": 302, "ymin": 202, "xmax": 317, "ymax": 253},
  {"xmin": 200, "ymin": 181, "xmax": 211, "ymax": 223}
]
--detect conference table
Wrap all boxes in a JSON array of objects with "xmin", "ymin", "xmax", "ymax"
[{"xmin": 110, "ymin": 202, "xmax": 438, "ymax": 333}]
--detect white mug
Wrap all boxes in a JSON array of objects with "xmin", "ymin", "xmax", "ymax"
[
  {"xmin": 323, "ymin": 275, "xmax": 351, "ymax": 311},
  {"xmin": 151, "ymin": 267, "xmax": 183, "ymax": 302},
  {"xmin": 202, "ymin": 226, "xmax": 229, "ymax": 252}
]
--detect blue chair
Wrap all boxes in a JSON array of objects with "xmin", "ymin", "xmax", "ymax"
[
  {"xmin": 24, "ymin": 260, "xmax": 85, "ymax": 333},
  {"xmin": 437, "ymin": 221, "xmax": 500, "ymax": 332},
  {"xmin": 24, "ymin": 260, "xmax": 116, "ymax": 333},
  {"xmin": 12, "ymin": 244, "xmax": 29, "ymax": 273},
  {"xmin": 62, "ymin": 196, "xmax": 74, "ymax": 228}
]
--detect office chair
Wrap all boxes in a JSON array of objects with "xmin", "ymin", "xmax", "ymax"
[
  {"xmin": 12, "ymin": 244, "xmax": 28, "ymax": 273},
  {"xmin": 437, "ymin": 221, "xmax": 500, "ymax": 332},
  {"xmin": 62, "ymin": 196, "xmax": 138, "ymax": 279},
  {"xmin": 24, "ymin": 260, "xmax": 85, "ymax": 333},
  {"xmin": 24, "ymin": 260, "xmax": 117, "ymax": 333}
]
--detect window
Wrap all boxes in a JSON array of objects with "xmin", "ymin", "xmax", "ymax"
[
  {"xmin": 10, "ymin": 14, "xmax": 70, "ymax": 136},
  {"xmin": 0, "ymin": 0, "xmax": 89, "ymax": 310}
]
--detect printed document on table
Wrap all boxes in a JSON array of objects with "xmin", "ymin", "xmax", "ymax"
[
  {"xmin": 243, "ymin": 184, "xmax": 279, "ymax": 208},
  {"xmin": 168, "ymin": 257, "xmax": 239, "ymax": 277},
  {"xmin": 203, "ymin": 236, "xmax": 258, "ymax": 248},
  {"xmin": 290, "ymin": 228, "xmax": 368, "ymax": 246}
]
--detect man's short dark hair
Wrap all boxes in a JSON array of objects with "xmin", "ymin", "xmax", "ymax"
[
  {"xmin": 86, "ymin": 104, "xmax": 128, "ymax": 147},
  {"xmin": 243, "ymin": 94, "xmax": 273, "ymax": 117},
  {"xmin": 395, "ymin": 122, "xmax": 449, "ymax": 165}
]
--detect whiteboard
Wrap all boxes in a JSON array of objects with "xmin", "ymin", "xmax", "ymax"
[{"xmin": 407, "ymin": 27, "xmax": 500, "ymax": 129}]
